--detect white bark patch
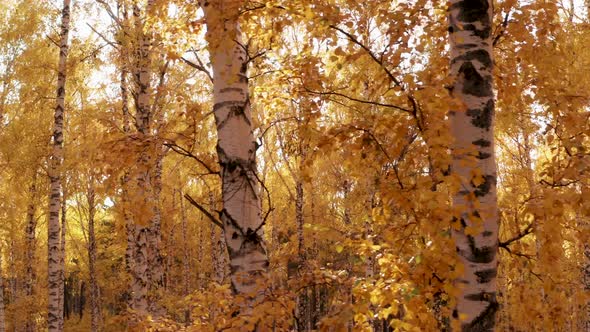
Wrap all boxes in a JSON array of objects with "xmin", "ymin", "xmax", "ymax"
[
  {"xmin": 48, "ymin": 1, "xmax": 70, "ymax": 331},
  {"xmin": 448, "ymin": 0, "xmax": 499, "ymax": 330},
  {"xmin": 203, "ymin": 0, "xmax": 269, "ymax": 315}
]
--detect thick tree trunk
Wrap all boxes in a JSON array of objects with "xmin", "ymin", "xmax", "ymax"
[
  {"xmin": 24, "ymin": 178, "xmax": 37, "ymax": 332},
  {"xmin": 87, "ymin": 181, "xmax": 101, "ymax": 332},
  {"xmin": 202, "ymin": 0, "xmax": 269, "ymax": 311},
  {"xmin": 48, "ymin": 1, "xmax": 70, "ymax": 330},
  {"xmin": 448, "ymin": 1, "xmax": 499, "ymax": 331},
  {"xmin": 129, "ymin": 1, "xmax": 154, "ymax": 316}
]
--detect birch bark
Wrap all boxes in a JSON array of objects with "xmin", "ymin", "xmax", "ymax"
[
  {"xmin": 129, "ymin": 1, "xmax": 153, "ymax": 316},
  {"xmin": 48, "ymin": 1, "xmax": 71, "ymax": 330},
  {"xmin": 202, "ymin": 0, "xmax": 269, "ymax": 310},
  {"xmin": 448, "ymin": 1, "xmax": 499, "ymax": 330},
  {"xmin": 58, "ymin": 184, "xmax": 67, "ymax": 332},
  {"xmin": 116, "ymin": 2, "xmax": 135, "ymax": 295}
]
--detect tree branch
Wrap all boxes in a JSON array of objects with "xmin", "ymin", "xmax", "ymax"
[
  {"xmin": 493, "ymin": 9, "xmax": 512, "ymax": 46},
  {"xmin": 95, "ymin": 0, "xmax": 124, "ymax": 28},
  {"xmin": 86, "ymin": 23, "xmax": 119, "ymax": 50},
  {"xmin": 163, "ymin": 141, "xmax": 219, "ymax": 176},
  {"xmin": 181, "ymin": 56, "xmax": 213, "ymax": 83},
  {"xmin": 184, "ymin": 193, "xmax": 223, "ymax": 229},
  {"xmin": 329, "ymin": 25, "xmax": 424, "ymax": 131},
  {"xmin": 499, "ymin": 222, "xmax": 533, "ymax": 249},
  {"xmin": 303, "ymin": 87, "xmax": 411, "ymax": 113}
]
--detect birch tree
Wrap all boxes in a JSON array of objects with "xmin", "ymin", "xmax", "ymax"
[
  {"xmin": 126, "ymin": 0, "xmax": 165, "ymax": 317},
  {"xmin": 448, "ymin": 1, "xmax": 498, "ymax": 330},
  {"xmin": 201, "ymin": 0, "xmax": 269, "ymax": 313},
  {"xmin": 48, "ymin": 0, "xmax": 71, "ymax": 330}
]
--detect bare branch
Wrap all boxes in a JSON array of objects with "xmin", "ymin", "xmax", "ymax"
[
  {"xmin": 499, "ymin": 223, "xmax": 534, "ymax": 249},
  {"xmin": 46, "ymin": 35, "xmax": 60, "ymax": 47},
  {"xmin": 95, "ymin": 0, "xmax": 124, "ymax": 28},
  {"xmin": 86, "ymin": 23, "xmax": 119, "ymax": 50},
  {"xmin": 329, "ymin": 25, "xmax": 423, "ymax": 131},
  {"xmin": 181, "ymin": 57, "xmax": 213, "ymax": 83},
  {"xmin": 163, "ymin": 141, "xmax": 219, "ymax": 176},
  {"xmin": 184, "ymin": 193, "xmax": 223, "ymax": 229},
  {"xmin": 303, "ymin": 87, "xmax": 411, "ymax": 113}
]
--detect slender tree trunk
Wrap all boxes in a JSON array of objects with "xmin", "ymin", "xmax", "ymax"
[
  {"xmin": 0, "ymin": 249, "xmax": 6, "ymax": 332},
  {"xmin": 147, "ymin": 147, "xmax": 165, "ymax": 315},
  {"xmin": 87, "ymin": 181, "xmax": 101, "ymax": 332},
  {"xmin": 202, "ymin": 0, "xmax": 269, "ymax": 312},
  {"xmin": 295, "ymin": 178, "xmax": 310, "ymax": 331},
  {"xmin": 24, "ymin": 179, "xmax": 37, "ymax": 332},
  {"xmin": 365, "ymin": 189, "xmax": 383, "ymax": 332},
  {"xmin": 296, "ymin": 181, "xmax": 305, "ymax": 261},
  {"xmin": 584, "ymin": 239, "xmax": 590, "ymax": 332},
  {"xmin": 210, "ymin": 202, "xmax": 219, "ymax": 284},
  {"xmin": 117, "ymin": 2, "xmax": 136, "ymax": 310},
  {"xmin": 58, "ymin": 184, "xmax": 67, "ymax": 331},
  {"xmin": 8, "ymin": 240, "xmax": 17, "ymax": 332},
  {"xmin": 448, "ymin": 1, "xmax": 499, "ymax": 331},
  {"xmin": 179, "ymin": 190, "xmax": 191, "ymax": 324},
  {"xmin": 48, "ymin": 1, "xmax": 71, "ymax": 330}
]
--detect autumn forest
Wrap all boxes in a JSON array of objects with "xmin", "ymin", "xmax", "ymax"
[{"xmin": 0, "ymin": 0, "xmax": 588, "ymax": 331}]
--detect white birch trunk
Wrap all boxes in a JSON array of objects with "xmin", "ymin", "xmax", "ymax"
[
  {"xmin": 58, "ymin": 184, "xmax": 67, "ymax": 331},
  {"xmin": 117, "ymin": 4, "xmax": 136, "ymax": 309},
  {"xmin": 129, "ymin": 1, "xmax": 153, "ymax": 316},
  {"xmin": 202, "ymin": 0, "xmax": 269, "ymax": 310},
  {"xmin": 48, "ymin": 1, "xmax": 70, "ymax": 330},
  {"xmin": 448, "ymin": 1, "xmax": 499, "ymax": 330},
  {"xmin": 210, "ymin": 193, "xmax": 227, "ymax": 284}
]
